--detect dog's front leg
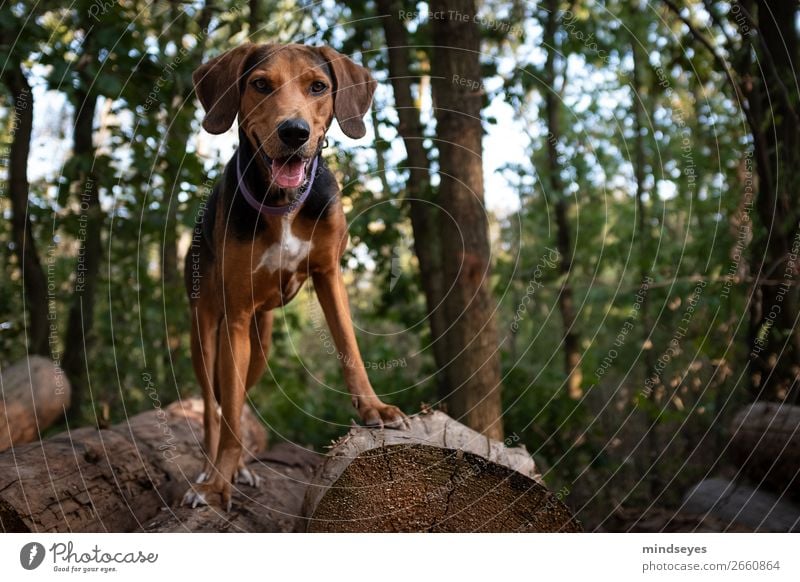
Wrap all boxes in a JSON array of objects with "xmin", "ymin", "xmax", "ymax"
[
  {"xmin": 313, "ymin": 268, "xmax": 407, "ymax": 428},
  {"xmin": 183, "ymin": 313, "xmax": 250, "ymax": 510}
]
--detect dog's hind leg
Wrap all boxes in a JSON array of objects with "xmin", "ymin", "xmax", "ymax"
[
  {"xmin": 233, "ymin": 309, "xmax": 273, "ymax": 488},
  {"xmin": 189, "ymin": 304, "xmax": 220, "ymax": 484},
  {"xmin": 183, "ymin": 311, "xmax": 252, "ymax": 510}
]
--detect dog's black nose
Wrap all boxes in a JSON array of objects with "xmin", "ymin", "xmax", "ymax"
[{"xmin": 277, "ymin": 119, "xmax": 310, "ymax": 148}]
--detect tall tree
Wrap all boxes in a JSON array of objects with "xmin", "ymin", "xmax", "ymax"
[
  {"xmin": 429, "ymin": 0, "xmax": 504, "ymax": 439},
  {"xmin": 53, "ymin": 1, "xmax": 135, "ymax": 420},
  {"xmin": 158, "ymin": 1, "xmax": 215, "ymax": 380},
  {"xmin": 743, "ymin": 1, "xmax": 800, "ymax": 403},
  {"xmin": 543, "ymin": 0, "xmax": 583, "ymax": 399},
  {"xmin": 375, "ymin": 0, "xmax": 449, "ymax": 393},
  {"xmin": 664, "ymin": 0, "xmax": 800, "ymax": 402},
  {"xmin": 1, "ymin": 58, "xmax": 49, "ymax": 357},
  {"xmin": 60, "ymin": 81, "xmax": 100, "ymax": 421}
]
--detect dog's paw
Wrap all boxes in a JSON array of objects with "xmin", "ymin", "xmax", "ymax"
[
  {"xmin": 235, "ymin": 466, "xmax": 262, "ymax": 488},
  {"xmin": 359, "ymin": 400, "xmax": 409, "ymax": 429},
  {"xmin": 194, "ymin": 460, "xmax": 216, "ymax": 483},
  {"xmin": 181, "ymin": 479, "xmax": 232, "ymax": 511}
]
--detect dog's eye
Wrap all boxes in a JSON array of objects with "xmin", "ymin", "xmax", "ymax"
[
  {"xmin": 310, "ymin": 80, "xmax": 328, "ymax": 95},
  {"xmin": 251, "ymin": 78, "xmax": 272, "ymax": 94}
]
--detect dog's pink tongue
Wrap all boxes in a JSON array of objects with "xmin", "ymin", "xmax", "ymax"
[{"xmin": 272, "ymin": 158, "xmax": 306, "ymax": 189}]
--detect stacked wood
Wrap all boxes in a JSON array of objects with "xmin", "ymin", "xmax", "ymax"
[
  {"xmin": 0, "ymin": 356, "xmax": 71, "ymax": 451},
  {"xmin": 1, "ymin": 400, "xmax": 580, "ymax": 533},
  {"xmin": 730, "ymin": 402, "xmax": 800, "ymax": 497},
  {"xmin": 0, "ymin": 397, "xmax": 266, "ymax": 532},
  {"xmin": 303, "ymin": 410, "xmax": 581, "ymax": 532}
]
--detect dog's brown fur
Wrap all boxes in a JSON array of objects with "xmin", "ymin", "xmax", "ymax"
[{"xmin": 183, "ymin": 44, "xmax": 406, "ymax": 509}]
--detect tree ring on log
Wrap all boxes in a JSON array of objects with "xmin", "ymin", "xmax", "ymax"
[{"xmin": 306, "ymin": 443, "xmax": 581, "ymax": 532}]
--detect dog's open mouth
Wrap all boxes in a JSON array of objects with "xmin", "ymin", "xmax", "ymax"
[{"xmin": 271, "ymin": 155, "xmax": 309, "ymax": 189}]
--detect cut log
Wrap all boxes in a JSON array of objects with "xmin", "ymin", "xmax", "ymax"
[
  {"xmin": 0, "ymin": 356, "xmax": 71, "ymax": 451},
  {"xmin": 0, "ymin": 397, "xmax": 266, "ymax": 532},
  {"xmin": 145, "ymin": 443, "xmax": 321, "ymax": 532},
  {"xmin": 302, "ymin": 410, "xmax": 581, "ymax": 532},
  {"xmin": 730, "ymin": 402, "xmax": 800, "ymax": 497},
  {"xmin": 682, "ymin": 477, "xmax": 800, "ymax": 532}
]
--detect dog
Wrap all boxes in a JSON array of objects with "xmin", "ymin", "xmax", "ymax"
[{"xmin": 182, "ymin": 44, "xmax": 407, "ymax": 509}]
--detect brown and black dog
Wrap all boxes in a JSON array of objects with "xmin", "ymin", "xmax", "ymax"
[{"xmin": 183, "ymin": 44, "xmax": 407, "ymax": 509}]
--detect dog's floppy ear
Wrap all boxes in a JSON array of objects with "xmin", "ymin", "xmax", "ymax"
[
  {"xmin": 315, "ymin": 46, "xmax": 376, "ymax": 139},
  {"xmin": 193, "ymin": 43, "xmax": 260, "ymax": 134}
]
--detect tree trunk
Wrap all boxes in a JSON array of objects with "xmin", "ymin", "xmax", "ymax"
[
  {"xmin": 0, "ymin": 398, "xmax": 266, "ymax": 532},
  {"xmin": 2, "ymin": 64, "xmax": 50, "ymax": 357},
  {"xmin": 376, "ymin": 0, "xmax": 449, "ymax": 393},
  {"xmin": 745, "ymin": 1, "xmax": 800, "ymax": 403},
  {"xmin": 730, "ymin": 402, "xmax": 800, "ymax": 497},
  {"xmin": 159, "ymin": 3, "xmax": 215, "ymax": 385},
  {"xmin": 249, "ymin": 0, "xmax": 260, "ymax": 35},
  {"xmin": 544, "ymin": 0, "xmax": 582, "ymax": 399},
  {"xmin": 303, "ymin": 410, "xmax": 580, "ymax": 532},
  {"xmin": 0, "ymin": 356, "xmax": 70, "ymax": 452},
  {"xmin": 429, "ymin": 0, "xmax": 504, "ymax": 439},
  {"xmin": 61, "ymin": 89, "xmax": 101, "ymax": 423}
]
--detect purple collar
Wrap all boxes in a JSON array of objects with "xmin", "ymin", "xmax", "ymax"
[{"xmin": 236, "ymin": 147, "xmax": 319, "ymax": 216}]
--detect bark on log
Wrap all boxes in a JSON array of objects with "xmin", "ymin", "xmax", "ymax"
[
  {"xmin": 682, "ymin": 477, "xmax": 800, "ymax": 532},
  {"xmin": 0, "ymin": 356, "xmax": 71, "ymax": 452},
  {"xmin": 145, "ymin": 443, "xmax": 320, "ymax": 532},
  {"xmin": 303, "ymin": 410, "xmax": 581, "ymax": 532},
  {"xmin": 730, "ymin": 402, "xmax": 800, "ymax": 496},
  {"xmin": 0, "ymin": 398, "xmax": 266, "ymax": 532}
]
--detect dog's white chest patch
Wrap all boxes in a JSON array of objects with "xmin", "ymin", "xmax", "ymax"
[{"xmin": 258, "ymin": 217, "xmax": 311, "ymax": 274}]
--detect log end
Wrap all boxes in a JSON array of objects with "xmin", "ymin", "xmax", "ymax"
[{"xmin": 305, "ymin": 443, "xmax": 580, "ymax": 532}]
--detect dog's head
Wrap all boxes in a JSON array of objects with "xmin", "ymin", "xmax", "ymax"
[{"xmin": 193, "ymin": 43, "xmax": 376, "ymax": 189}]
